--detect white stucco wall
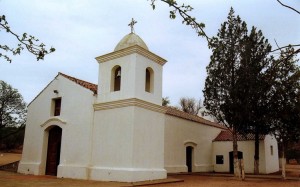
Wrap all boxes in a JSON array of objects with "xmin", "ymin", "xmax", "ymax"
[
  {"xmin": 18, "ymin": 75, "xmax": 96, "ymax": 179},
  {"xmin": 97, "ymin": 53, "xmax": 163, "ymax": 105},
  {"xmin": 91, "ymin": 105, "xmax": 166, "ymax": 182},
  {"xmin": 164, "ymin": 115, "xmax": 223, "ymax": 173},
  {"xmin": 212, "ymin": 137, "xmax": 279, "ymax": 174},
  {"xmin": 263, "ymin": 135, "xmax": 279, "ymax": 173}
]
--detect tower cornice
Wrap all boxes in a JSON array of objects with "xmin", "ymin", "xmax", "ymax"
[
  {"xmin": 94, "ymin": 98, "xmax": 167, "ymax": 113},
  {"xmin": 95, "ymin": 45, "xmax": 167, "ymax": 66}
]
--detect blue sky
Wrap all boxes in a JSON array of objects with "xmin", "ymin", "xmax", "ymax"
[{"xmin": 1, "ymin": 0, "xmax": 299, "ymax": 106}]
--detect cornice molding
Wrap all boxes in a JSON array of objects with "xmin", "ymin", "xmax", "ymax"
[
  {"xmin": 94, "ymin": 98, "xmax": 167, "ymax": 113},
  {"xmin": 95, "ymin": 45, "xmax": 167, "ymax": 66},
  {"xmin": 40, "ymin": 117, "xmax": 67, "ymax": 128}
]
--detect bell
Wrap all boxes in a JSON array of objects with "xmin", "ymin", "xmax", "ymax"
[{"xmin": 117, "ymin": 70, "xmax": 121, "ymax": 77}]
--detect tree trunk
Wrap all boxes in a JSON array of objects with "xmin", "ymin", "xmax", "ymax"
[
  {"xmin": 281, "ymin": 144, "xmax": 286, "ymax": 179},
  {"xmin": 232, "ymin": 129, "xmax": 241, "ymax": 178},
  {"xmin": 254, "ymin": 128, "xmax": 259, "ymax": 174},
  {"xmin": 241, "ymin": 159, "xmax": 245, "ymax": 180}
]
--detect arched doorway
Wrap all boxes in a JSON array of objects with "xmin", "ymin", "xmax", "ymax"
[
  {"xmin": 45, "ymin": 126, "xmax": 62, "ymax": 176},
  {"xmin": 229, "ymin": 151, "xmax": 243, "ymax": 173},
  {"xmin": 186, "ymin": 146, "xmax": 193, "ymax": 172}
]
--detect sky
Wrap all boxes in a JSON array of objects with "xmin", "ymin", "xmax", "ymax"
[{"xmin": 1, "ymin": 0, "xmax": 299, "ymax": 106}]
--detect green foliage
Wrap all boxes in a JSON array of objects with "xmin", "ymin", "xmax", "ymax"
[
  {"xmin": 0, "ymin": 15, "xmax": 55, "ymax": 63},
  {"xmin": 204, "ymin": 8, "xmax": 276, "ymax": 174},
  {"xmin": 0, "ymin": 126, "xmax": 25, "ymax": 150},
  {"xmin": 162, "ymin": 96, "xmax": 170, "ymax": 106},
  {"xmin": 286, "ymin": 149, "xmax": 300, "ymax": 162},
  {"xmin": 269, "ymin": 47, "xmax": 300, "ymax": 144},
  {"xmin": 236, "ymin": 26, "xmax": 273, "ymax": 135},
  {"xmin": 203, "ymin": 8, "xmax": 249, "ymax": 130},
  {"xmin": 0, "ymin": 80, "xmax": 27, "ymax": 128}
]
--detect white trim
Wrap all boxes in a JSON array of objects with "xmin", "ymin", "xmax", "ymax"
[{"xmin": 40, "ymin": 117, "xmax": 67, "ymax": 128}]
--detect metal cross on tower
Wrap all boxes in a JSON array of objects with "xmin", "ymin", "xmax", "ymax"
[{"xmin": 128, "ymin": 18, "xmax": 137, "ymax": 33}]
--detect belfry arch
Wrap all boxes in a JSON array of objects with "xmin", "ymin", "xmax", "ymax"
[
  {"xmin": 145, "ymin": 67, "xmax": 154, "ymax": 93},
  {"xmin": 111, "ymin": 65, "xmax": 121, "ymax": 91}
]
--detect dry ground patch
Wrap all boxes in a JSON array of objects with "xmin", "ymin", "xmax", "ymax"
[
  {"xmin": 0, "ymin": 153, "xmax": 21, "ymax": 166},
  {"xmin": 0, "ymin": 153, "xmax": 299, "ymax": 187}
]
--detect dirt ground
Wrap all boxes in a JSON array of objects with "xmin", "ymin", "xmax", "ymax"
[
  {"xmin": 0, "ymin": 153, "xmax": 22, "ymax": 166},
  {"xmin": 154, "ymin": 175, "xmax": 300, "ymax": 187},
  {"xmin": 0, "ymin": 153, "xmax": 299, "ymax": 187}
]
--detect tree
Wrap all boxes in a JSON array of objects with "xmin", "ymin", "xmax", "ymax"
[
  {"xmin": 0, "ymin": 15, "xmax": 55, "ymax": 63},
  {"xmin": 236, "ymin": 26, "xmax": 273, "ymax": 174},
  {"xmin": 178, "ymin": 97, "xmax": 201, "ymax": 115},
  {"xmin": 0, "ymin": 80, "xmax": 27, "ymax": 128},
  {"xmin": 162, "ymin": 96, "xmax": 170, "ymax": 106},
  {"xmin": 203, "ymin": 8, "xmax": 248, "ymax": 178},
  {"xmin": 150, "ymin": 0, "xmax": 300, "ymax": 56},
  {"xmin": 269, "ymin": 47, "xmax": 300, "ymax": 179},
  {"xmin": 150, "ymin": 0, "xmax": 299, "ymax": 176}
]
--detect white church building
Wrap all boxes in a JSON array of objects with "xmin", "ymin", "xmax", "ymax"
[{"xmin": 18, "ymin": 28, "xmax": 279, "ymax": 182}]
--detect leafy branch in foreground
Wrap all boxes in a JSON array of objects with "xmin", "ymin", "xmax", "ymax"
[
  {"xmin": 0, "ymin": 15, "xmax": 55, "ymax": 63},
  {"xmin": 150, "ymin": 0, "xmax": 210, "ymax": 43},
  {"xmin": 150, "ymin": 0, "xmax": 300, "ymax": 56}
]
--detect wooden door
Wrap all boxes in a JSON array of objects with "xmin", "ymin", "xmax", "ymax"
[{"xmin": 45, "ymin": 126, "xmax": 62, "ymax": 176}]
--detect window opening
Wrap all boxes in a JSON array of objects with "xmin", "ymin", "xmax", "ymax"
[
  {"xmin": 112, "ymin": 66, "xmax": 121, "ymax": 91},
  {"xmin": 54, "ymin": 98, "xmax": 61, "ymax": 116}
]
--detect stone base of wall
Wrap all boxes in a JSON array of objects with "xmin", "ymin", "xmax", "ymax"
[{"xmin": 89, "ymin": 166, "xmax": 167, "ymax": 182}]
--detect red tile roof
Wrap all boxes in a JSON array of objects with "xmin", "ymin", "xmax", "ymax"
[
  {"xmin": 213, "ymin": 130, "xmax": 265, "ymax": 141},
  {"xmin": 165, "ymin": 107, "xmax": 227, "ymax": 130},
  {"xmin": 59, "ymin": 72, "xmax": 98, "ymax": 94}
]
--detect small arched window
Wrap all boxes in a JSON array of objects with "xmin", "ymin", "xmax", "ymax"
[
  {"xmin": 145, "ymin": 67, "xmax": 154, "ymax": 93},
  {"xmin": 111, "ymin": 66, "xmax": 121, "ymax": 92}
]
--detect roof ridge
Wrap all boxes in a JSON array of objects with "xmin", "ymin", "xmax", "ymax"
[{"xmin": 58, "ymin": 72, "xmax": 98, "ymax": 94}]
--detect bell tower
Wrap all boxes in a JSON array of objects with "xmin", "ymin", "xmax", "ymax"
[
  {"xmin": 90, "ymin": 20, "xmax": 167, "ymax": 182},
  {"xmin": 95, "ymin": 26, "xmax": 166, "ymax": 105}
]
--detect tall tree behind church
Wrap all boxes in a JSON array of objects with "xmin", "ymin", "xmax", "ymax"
[
  {"xmin": 203, "ymin": 8, "xmax": 248, "ymax": 178},
  {"xmin": 237, "ymin": 26, "xmax": 273, "ymax": 174},
  {"xmin": 269, "ymin": 46, "xmax": 300, "ymax": 179}
]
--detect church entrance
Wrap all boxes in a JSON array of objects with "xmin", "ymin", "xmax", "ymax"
[
  {"xmin": 229, "ymin": 151, "xmax": 243, "ymax": 173},
  {"xmin": 45, "ymin": 126, "xmax": 62, "ymax": 176},
  {"xmin": 186, "ymin": 146, "xmax": 193, "ymax": 172}
]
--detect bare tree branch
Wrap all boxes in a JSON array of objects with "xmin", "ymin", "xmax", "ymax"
[
  {"xmin": 150, "ymin": 0, "xmax": 211, "ymax": 43},
  {"xmin": 271, "ymin": 44, "xmax": 300, "ymax": 52},
  {"xmin": 276, "ymin": 0, "xmax": 300, "ymax": 15}
]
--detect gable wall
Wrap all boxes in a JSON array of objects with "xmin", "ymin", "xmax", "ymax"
[{"xmin": 18, "ymin": 75, "xmax": 96, "ymax": 179}]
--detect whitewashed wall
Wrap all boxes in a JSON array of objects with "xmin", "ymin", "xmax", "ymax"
[
  {"xmin": 212, "ymin": 136, "xmax": 279, "ymax": 174},
  {"xmin": 18, "ymin": 75, "xmax": 96, "ymax": 179},
  {"xmin": 91, "ymin": 106, "xmax": 166, "ymax": 182},
  {"xmin": 97, "ymin": 53, "xmax": 163, "ymax": 105},
  {"xmin": 263, "ymin": 135, "xmax": 279, "ymax": 173},
  {"xmin": 164, "ymin": 115, "xmax": 223, "ymax": 173}
]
